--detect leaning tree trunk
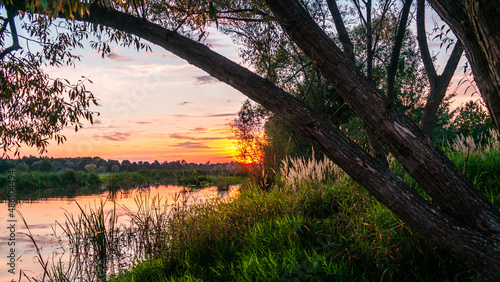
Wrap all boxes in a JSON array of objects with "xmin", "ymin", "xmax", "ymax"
[
  {"xmin": 10, "ymin": 0, "xmax": 500, "ymax": 279},
  {"xmin": 427, "ymin": 0, "xmax": 500, "ymax": 132}
]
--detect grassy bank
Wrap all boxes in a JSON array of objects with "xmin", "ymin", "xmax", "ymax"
[
  {"xmin": 110, "ymin": 179, "xmax": 476, "ymax": 281},
  {"xmin": 102, "ymin": 169, "xmax": 245, "ymax": 190},
  {"xmin": 0, "ymin": 169, "xmax": 101, "ymax": 200},
  {"xmin": 0, "ymin": 169, "xmax": 244, "ymax": 200},
  {"xmin": 22, "ymin": 134, "xmax": 499, "ymax": 281}
]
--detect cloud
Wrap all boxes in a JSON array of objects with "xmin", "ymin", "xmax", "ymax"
[
  {"xmin": 190, "ymin": 127, "xmax": 207, "ymax": 132},
  {"xmin": 204, "ymin": 113, "xmax": 238, "ymax": 118},
  {"xmin": 194, "ymin": 75, "xmax": 219, "ymax": 84},
  {"xmin": 136, "ymin": 121, "xmax": 152, "ymax": 124},
  {"xmin": 169, "ymin": 133, "xmax": 222, "ymax": 141},
  {"xmin": 173, "ymin": 142, "xmax": 210, "ymax": 149},
  {"xmin": 204, "ymin": 37, "xmax": 234, "ymax": 49},
  {"xmin": 179, "ymin": 101, "xmax": 192, "ymax": 106},
  {"xmin": 106, "ymin": 53, "xmax": 134, "ymax": 62},
  {"xmin": 98, "ymin": 132, "xmax": 131, "ymax": 141}
]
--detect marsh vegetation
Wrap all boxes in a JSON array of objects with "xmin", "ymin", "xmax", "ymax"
[{"xmin": 17, "ymin": 133, "xmax": 500, "ymax": 281}]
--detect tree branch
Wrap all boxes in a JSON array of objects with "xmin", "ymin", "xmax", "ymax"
[
  {"xmin": 420, "ymin": 40, "xmax": 463, "ymax": 136},
  {"xmin": 0, "ymin": 6, "xmax": 21, "ymax": 59},
  {"xmin": 386, "ymin": 0, "xmax": 413, "ymax": 102},
  {"xmin": 326, "ymin": 0, "xmax": 355, "ymax": 62},
  {"xmin": 416, "ymin": 0, "xmax": 438, "ymax": 82}
]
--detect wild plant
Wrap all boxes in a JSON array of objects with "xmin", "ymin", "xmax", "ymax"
[
  {"xmin": 21, "ymin": 192, "xmax": 197, "ymax": 281},
  {"xmin": 279, "ymin": 152, "xmax": 343, "ymax": 191}
]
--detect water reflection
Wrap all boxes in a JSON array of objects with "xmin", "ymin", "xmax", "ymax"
[{"xmin": 0, "ymin": 185, "xmax": 239, "ymax": 281}]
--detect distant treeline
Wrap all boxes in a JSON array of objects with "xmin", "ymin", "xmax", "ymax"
[{"xmin": 0, "ymin": 156, "xmax": 240, "ymax": 174}]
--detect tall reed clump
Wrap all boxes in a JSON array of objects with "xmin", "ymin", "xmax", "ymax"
[
  {"xmin": 57, "ymin": 199, "xmax": 123, "ymax": 280},
  {"xmin": 279, "ymin": 152, "xmax": 344, "ymax": 191},
  {"xmin": 22, "ymin": 193, "xmax": 195, "ymax": 282},
  {"xmin": 446, "ymin": 129, "xmax": 500, "ymax": 206},
  {"xmin": 121, "ymin": 194, "xmax": 189, "ymax": 258},
  {"xmin": 22, "ymin": 199, "xmax": 141, "ymax": 281}
]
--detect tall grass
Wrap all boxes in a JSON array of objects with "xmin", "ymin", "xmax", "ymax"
[
  {"xmin": 279, "ymin": 152, "xmax": 344, "ymax": 191},
  {"xmin": 446, "ymin": 129, "xmax": 500, "ymax": 206},
  {"xmin": 111, "ymin": 177, "xmax": 477, "ymax": 280}
]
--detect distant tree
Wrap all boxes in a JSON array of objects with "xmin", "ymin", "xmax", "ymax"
[
  {"xmin": 452, "ymin": 100, "xmax": 493, "ymax": 142},
  {"xmin": 150, "ymin": 160, "xmax": 161, "ymax": 170},
  {"xmin": 51, "ymin": 160, "xmax": 65, "ymax": 172},
  {"xmin": 97, "ymin": 165, "xmax": 106, "ymax": 174},
  {"xmin": 84, "ymin": 164, "xmax": 97, "ymax": 173},
  {"xmin": 96, "ymin": 158, "xmax": 107, "ymax": 168},
  {"xmin": 0, "ymin": 159, "xmax": 10, "ymax": 173},
  {"xmin": 39, "ymin": 159, "xmax": 52, "ymax": 172},
  {"xmin": 142, "ymin": 161, "xmax": 151, "ymax": 170},
  {"xmin": 65, "ymin": 161, "xmax": 76, "ymax": 170},
  {"xmin": 111, "ymin": 165, "xmax": 119, "ymax": 173},
  {"xmin": 120, "ymin": 160, "xmax": 131, "ymax": 172},
  {"xmin": 231, "ymin": 99, "xmax": 269, "ymax": 164},
  {"xmin": 15, "ymin": 162, "xmax": 28, "ymax": 172},
  {"xmin": 128, "ymin": 162, "xmax": 139, "ymax": 172},
  {"xmin": 106, "ymin": 159, "xmax": 120, "ymax": 172}
]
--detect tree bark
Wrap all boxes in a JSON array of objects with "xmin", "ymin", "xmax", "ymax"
[
  {"xmin": 427, "ymin": 0, "xmax": 500, "ymax": 132},
  {"xmin": 9, "ymin": 0, "xmax": 500, "ymax": 278},
  {"xmin": 417, "ymin": 0, "xmax": 463, "ymax": 137}
]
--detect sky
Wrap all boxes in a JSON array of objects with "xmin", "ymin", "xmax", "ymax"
[
  {"xmin": 17, "ymin": 30, "xmax": 248, "ymax": 164},
  {"xmin": 8, "ymin": 4, "xmax": 478, "ymax": 164}
]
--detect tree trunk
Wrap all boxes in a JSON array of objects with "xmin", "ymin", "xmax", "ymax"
[
  {"xmin": 427, "ymin": 0, "xmax": 500, "ymax": 132},
  {"xmin": 10, "ymin": 0, "xmax": 500, "ymax": 278},
  {"xmin": 417, "ymin": 0, "xmax": 463, "ymax": 137}
]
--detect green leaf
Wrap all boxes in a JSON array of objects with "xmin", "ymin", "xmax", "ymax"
[
  {"xmin": 208, "ymin": 2, "xmax": 218, "ymax": 29},
  {"xmin": 38, "ymin": 0, "xmax": 49, "ymax": 10}
]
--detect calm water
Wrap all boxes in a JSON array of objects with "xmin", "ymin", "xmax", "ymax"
[{"xmin": 0, "ymin": 185, "xmax": 239, "ymax": 281}]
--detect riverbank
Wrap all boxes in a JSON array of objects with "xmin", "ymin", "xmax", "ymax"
[
  {"xmin": 0, "ymin": 169, "xmax": 245, "ymax": 201},
  {"xmin": 110, "ymin": 178, "xmax": 476, "ymax": 281},
  {"xmin": 109, "ymin": 137, "xmax": 499, "ymax": 281}
]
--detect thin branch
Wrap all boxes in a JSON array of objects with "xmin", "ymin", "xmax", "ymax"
[
  {"xmin": 437, "ymin": 40, "xmax": 463, "ymax": 85},
  {"xmin": 352, "ymin": 0, "xmax": 368, "ymax": 27}
]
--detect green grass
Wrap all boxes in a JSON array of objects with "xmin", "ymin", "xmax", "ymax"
[
  {"xmin": 110, "ymin": 179, "xmax": 477, "ymax": 281},
  {"xmin": 101, "ymin": 169, "xmax": 244, "ymax": 190},
  {"xmin": 0, "ymin": 169, "xmax": 101, "ymax": 200}
]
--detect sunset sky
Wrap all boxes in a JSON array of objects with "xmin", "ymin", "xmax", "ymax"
[
  {"xmin": 11, "ymin": 6, "xmax": 477, "ymax": 164},
  {"xmin": 17, "ymin": 30, "xmax": 248, "ymax": 164}
]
